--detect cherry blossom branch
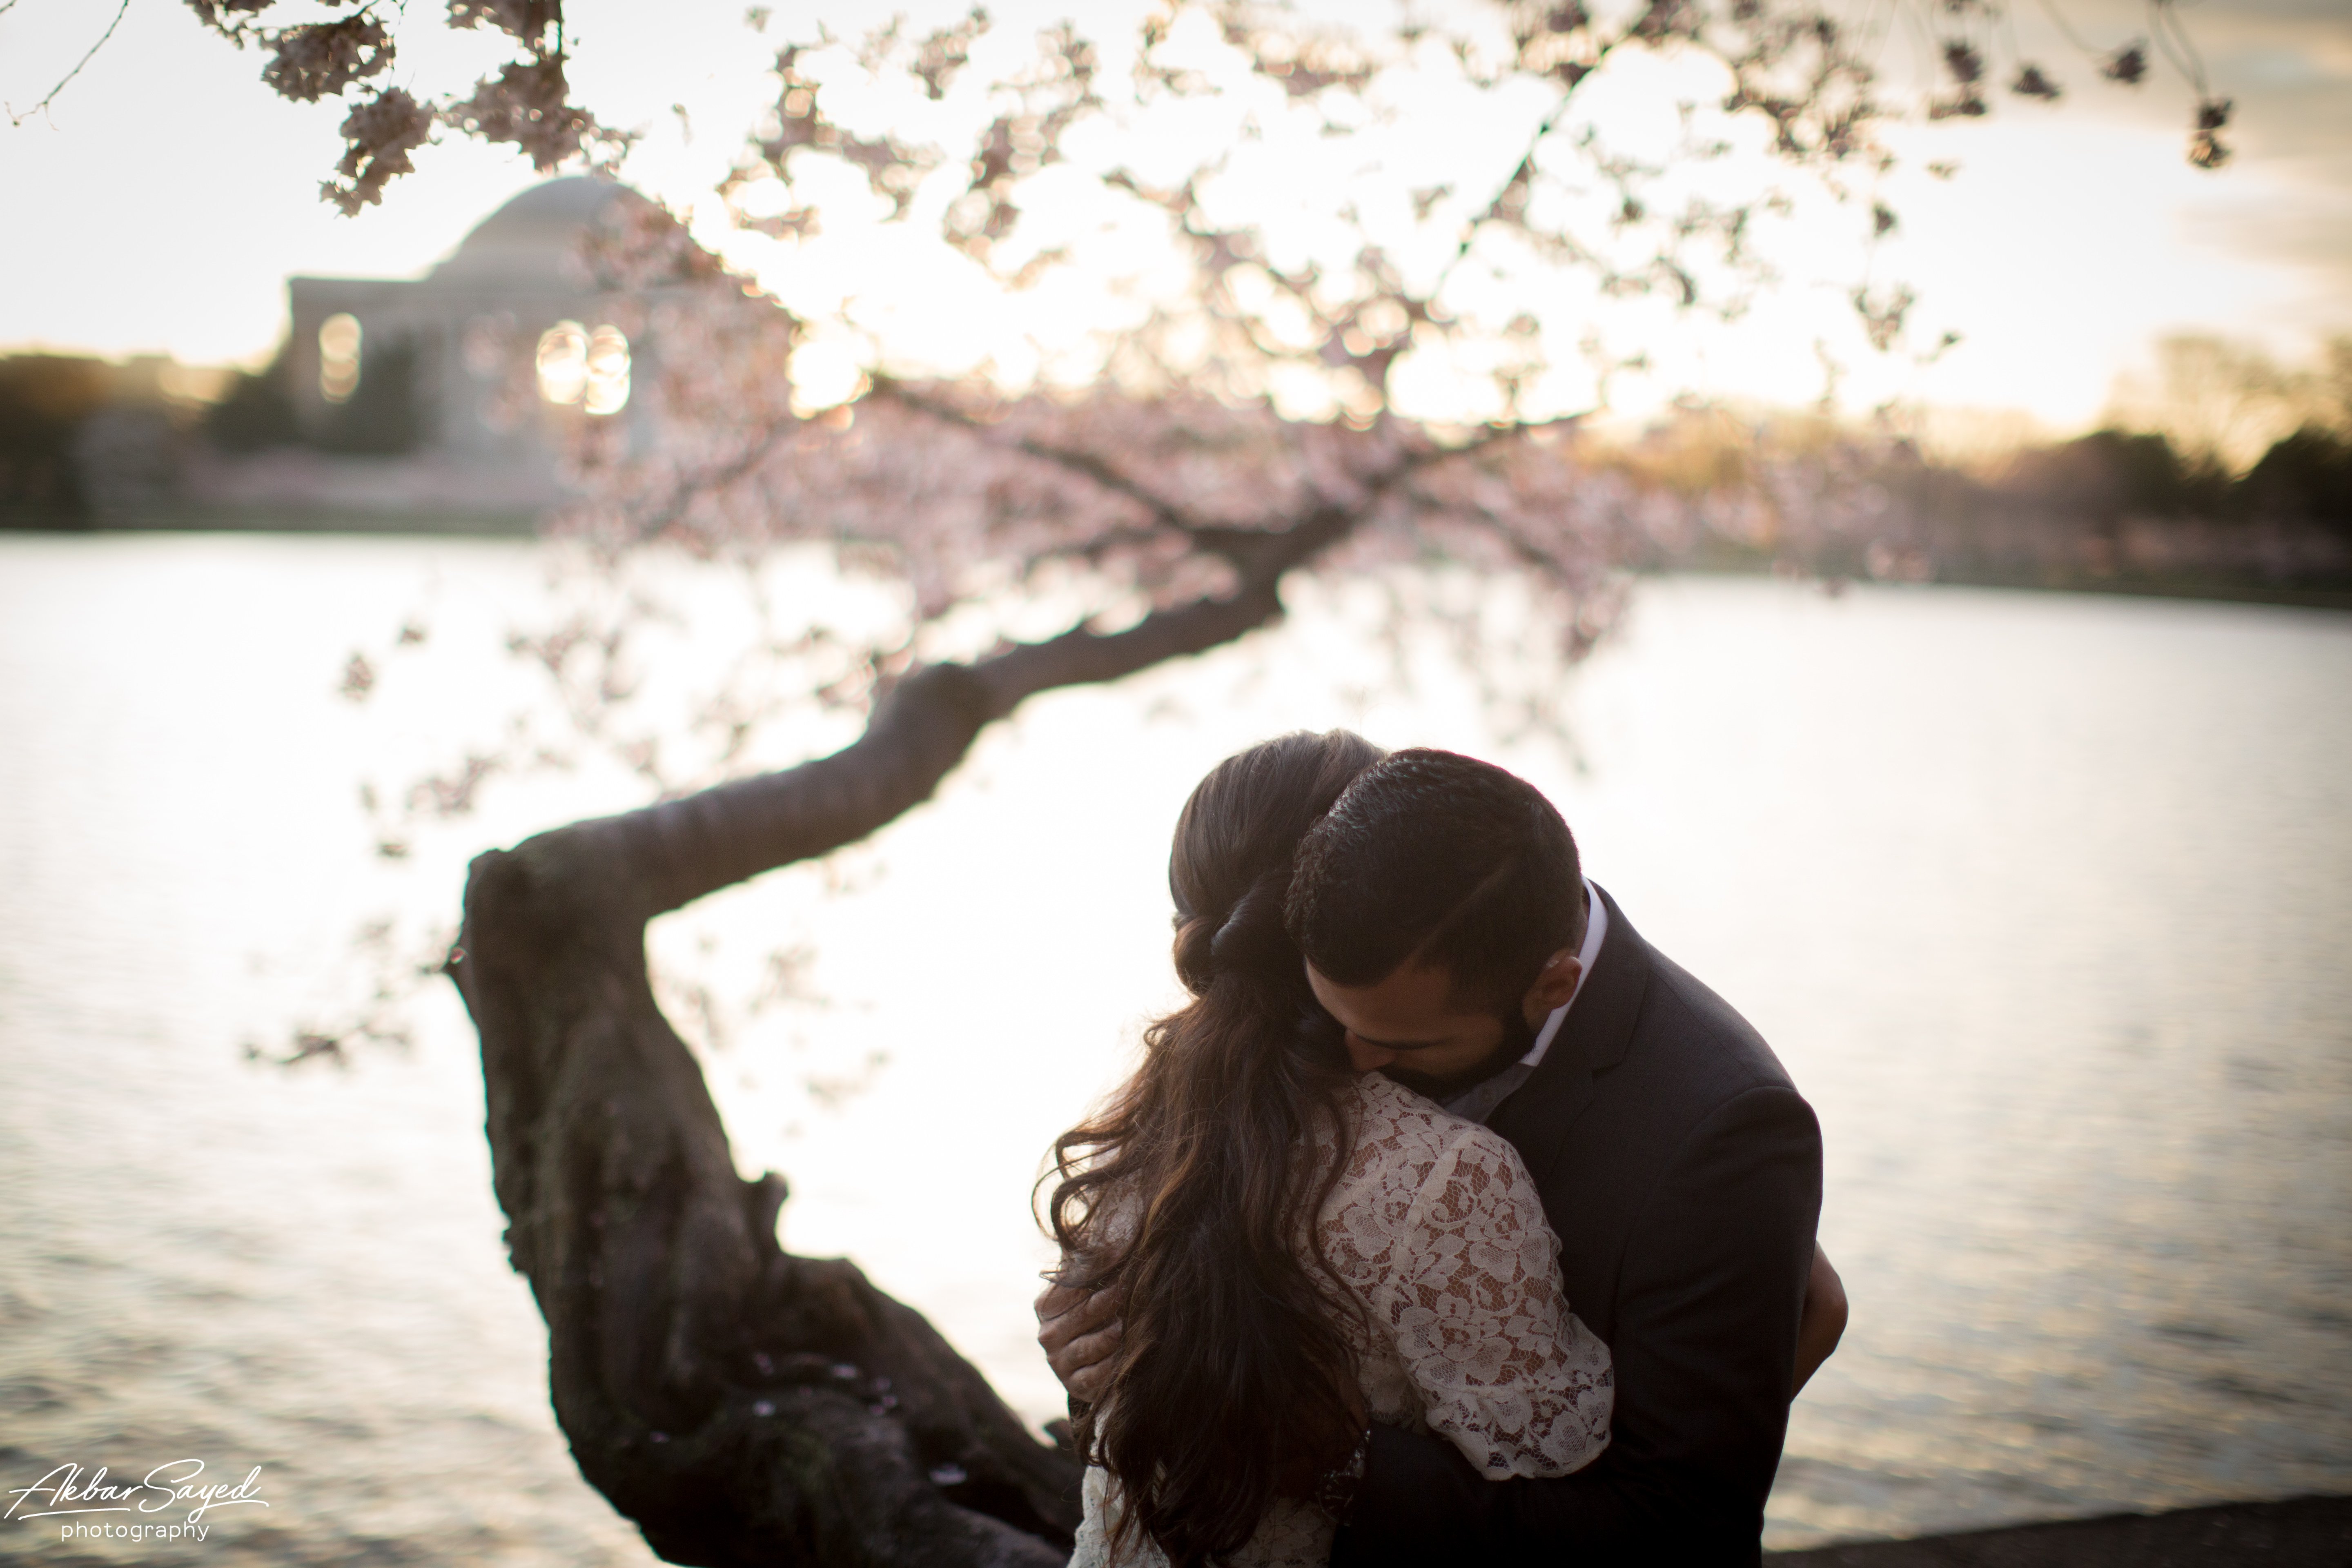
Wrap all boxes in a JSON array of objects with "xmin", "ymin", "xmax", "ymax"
[
  {"xmin": 5, "ymin": 0, "xmax": 129, "ymax": 126},
  {"xmin": 874, "ymin": 380, "xmax": 1207, "ymax": 540}
]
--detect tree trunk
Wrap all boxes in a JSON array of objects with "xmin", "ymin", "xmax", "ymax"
[
  {"xmin": 456, "ymin": 820, "xmax": 1082, "ymax": 1566},
  {"xmin": 447, "ymin": 516, "xmax": 1355, "ymax": 1564}
]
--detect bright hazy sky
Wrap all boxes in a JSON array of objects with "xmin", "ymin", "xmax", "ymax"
[{"xmin": 1, "ymin": 0, "xmax": 2345, "ymax": 434}]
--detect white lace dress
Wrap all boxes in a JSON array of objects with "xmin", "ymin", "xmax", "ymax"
[{"xmin": 1067, "ymin": 1072, "xmax": 1615, "ymax": 1568}]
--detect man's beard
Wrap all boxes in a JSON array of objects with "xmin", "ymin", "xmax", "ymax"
[{"xmin": 1383, "ymin": 1008, "xmax": 1540, "ymax": 1103}]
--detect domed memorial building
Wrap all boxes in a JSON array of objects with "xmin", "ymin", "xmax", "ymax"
[{"xmin": 271, "ymin": 177, "xmax": 683, "ymax": 508}]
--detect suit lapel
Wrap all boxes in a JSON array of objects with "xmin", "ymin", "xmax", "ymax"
[{"xmin": 1489, "ymin": 883, "xmax": 1652, "ymax": 1183}]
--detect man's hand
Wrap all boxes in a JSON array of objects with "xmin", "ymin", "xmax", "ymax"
[
  {"xmin": 1793, "ymin": 1242, "xmax": 1849, "ymax": 1396},
  {"xmin": 1036, "ymin": 1275, "xmax": 1123, "ymax": 1405}
]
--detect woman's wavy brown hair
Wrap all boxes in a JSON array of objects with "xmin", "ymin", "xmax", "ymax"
[{"xmin": 1041, "ymin": 730, "xmax": 1385, "ymax": 1568}]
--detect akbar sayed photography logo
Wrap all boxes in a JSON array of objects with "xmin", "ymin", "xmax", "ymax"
[{"xmin": 4, "ymin": 1458, "xmax": 270, "ymax": 1546}]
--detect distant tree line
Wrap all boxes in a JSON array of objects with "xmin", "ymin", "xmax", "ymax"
[
  {"xmin": 1564, "ymin": 406, "xmax": 2352, "ymax": 600},
  {"xmin": 2005, "ymin": 424, "xmax": 2352, "ymax": 532},
  {"xmin": 2079, "ymin": 332, "xmax": 2352, "ymax": 533},
  {"xmin": 0, "ymin": 339, "xmax": 423, "ymax": 524},
  {"xmin": 1862, "ymin": 422, "xmax": 2352, "ymax": 595},
  {"xmin": 1537, "ymin": 335, "xmax": 2352, "ymax": 597},
  {"xmin": 202, "ymin": 337, "xmax": 425, "ymax": 457},
  {"xmin": 6, "ymin": 335, "xmax": 2345, "ymax": 591},
  {"xmin": 0, "ymin": 355, "xmax": 114, "ymax": 522}
]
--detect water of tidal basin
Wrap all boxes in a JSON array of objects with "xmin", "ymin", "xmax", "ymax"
[{"xmin": 0, "ymin": 533, "xmax": 2347, "ymax": 1564}]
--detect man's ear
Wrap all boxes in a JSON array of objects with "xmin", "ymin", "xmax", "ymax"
[{"xmin": 1521, "ymin": 947, "xmax": 1583, "ymax": 1027}]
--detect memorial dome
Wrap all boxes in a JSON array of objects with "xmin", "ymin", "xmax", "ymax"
[{"xmin": 429, "ymin": 177, "xmax": 644, "ymax": 288}]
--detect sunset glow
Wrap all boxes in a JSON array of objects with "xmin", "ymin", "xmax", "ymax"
[{"xmin": 0, "ymin": 0, "xmax": 2343, "ymax": 436}]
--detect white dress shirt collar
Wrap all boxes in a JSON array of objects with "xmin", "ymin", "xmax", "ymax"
[
  {"xmin": 1518, "ymin": 877, "xmax": 1606, "ymax": 1073},
  {"xmin": 1440, "ymin": 877, "xmax": 1607, "ymax": 1125}
]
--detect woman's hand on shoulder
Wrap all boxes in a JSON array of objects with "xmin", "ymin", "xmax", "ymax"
[
  {"xmin": 1036, "ymin": 1272, "xmax": 1124, "ymax": 1405},
  {"xmin": 1793, "ymin": 1242, "xmax": 1848, "ymax": 1396}
]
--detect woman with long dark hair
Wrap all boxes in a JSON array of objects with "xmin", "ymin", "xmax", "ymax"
[{"xmin": 1043, "ymin": 731, "xmax": 1613, "ymax": 1568}]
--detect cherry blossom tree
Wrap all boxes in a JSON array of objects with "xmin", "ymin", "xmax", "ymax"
[{"xmin": 176, "ymin": 1, "xmax": 2232, "ymax": 1561}]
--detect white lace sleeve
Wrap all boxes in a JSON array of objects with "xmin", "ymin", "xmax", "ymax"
[{"xmin": 1368, "ymin": 1125, "xmax": 1615, "ymax": 1479}]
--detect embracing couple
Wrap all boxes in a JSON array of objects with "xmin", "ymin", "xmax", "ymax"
[{"xmin": 1034, "ymin": 733, "xmax": 1846, "ymax": 1567}]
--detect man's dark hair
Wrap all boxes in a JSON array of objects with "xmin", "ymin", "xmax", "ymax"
[{"xmin": 1285, "ymin": 748, "xmax": 1582, "ymax": 1012}]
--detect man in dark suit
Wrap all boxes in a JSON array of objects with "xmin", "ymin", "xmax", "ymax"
[{"xmin": 1040, "ymin": 745, "xmax": 1839, "ymax": 1564}]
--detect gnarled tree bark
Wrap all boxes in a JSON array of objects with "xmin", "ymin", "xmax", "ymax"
[{"xmin": 446, "ymin": 505, "xmax": 1363, "ymax": 1565}]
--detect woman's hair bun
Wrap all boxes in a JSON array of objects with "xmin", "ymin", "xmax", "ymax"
[
  {"xmin": 1205, "ymin": 868, "xmax": 1292, "ymax": 977},
  {"xmin": 1173, "ymin": 868, "xmax": 1295, "ymax": 995},
  {"xmin": 1172, "ymin": 914, "xmax": 1221, "ymax": 993}
]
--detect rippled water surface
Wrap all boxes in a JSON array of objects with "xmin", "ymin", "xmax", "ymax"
[{"xmin": 2, "ymin": 534, "xmax": 2347, "ymax": 1561}]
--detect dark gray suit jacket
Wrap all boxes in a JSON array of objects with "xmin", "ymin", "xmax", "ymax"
[{"xmin": 1331, "ymin": 885, "xmax": 1822, "ymax": 1566}]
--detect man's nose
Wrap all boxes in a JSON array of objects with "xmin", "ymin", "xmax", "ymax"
[{"xmin": 1344, "ymin": 1034, "xmax": 1395, "ymax": 1073}]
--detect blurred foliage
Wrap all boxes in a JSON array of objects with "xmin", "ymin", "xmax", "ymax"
[
  {"xmin": 0, "ymin": 355, "xmax": 124, "ymax": 524},
  {"xmin": 2000, "ymin": 423, "xmax": 2352, "ymax": 536},
  {"xmin": 315, "ymin": 336, "xmax": 423, "ymax": 456},
  {"xmin": 2001, "ymin": 428, "xmax": 2229, "ymax": 524},
  {"xmin": 202, "ymin": 348, "xmax": 302, "ymax": 454},
  {"xmin": 2238, "ymin": 428, "xmax": 2352, "ymax": 535},
  {"xmin": 2103, "ymin": 334, "xmax": 2352, "ymax": 474},
  {"xmin": 0, "ymin": 333, "xmax": 427, "ymax": 527}
]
